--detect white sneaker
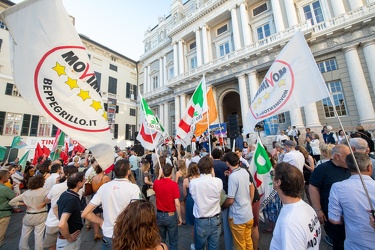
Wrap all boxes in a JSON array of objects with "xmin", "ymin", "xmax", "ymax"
[{"xmin": 190, "ymin": 243, "xmax": 195, "ymax": 250}]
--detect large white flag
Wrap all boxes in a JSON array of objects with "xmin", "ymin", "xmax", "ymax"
[
  {"xmin": 0, "ymin": 0, "xmax": 114, "ymax": 170},
  {"xmin": 176, "ymin": 76, "xmax": 207, "ymax": 146},
  {"xmin": 244, "ymin": 31, "xmax": 330, "ymax": 134}
]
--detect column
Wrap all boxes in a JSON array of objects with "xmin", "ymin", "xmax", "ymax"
[
  {"xmin": 348, "ymin": 0, "xmax": 363, "ymax": 11},
  {"xmin": 284, "ymin": 0, "xmax": 298, "ymax": 27},
  {"xmin": 180, "ymin": 94, "xmax": 187, "ymax": 114},
  {"xmin": 159, "ymin": 58, "xmax": 163, "ymax": 87},
  {"xmin": 202, "ymin": 25, "xmax": 210, "ymax": 64},
  {"xmin": 163, "ymin": 55, "xmax": 168, "ymax": 84},
  {"xmin": 148, "ymin": 65, "xmax": 152, "ymax": 91},
  {"xmin": 144, "ymin": 66, "xmax": 148, "ymax": 94},
  {"xmin": 247, "ymin": 70, "xmax": 258, "ymax": 101},
  {"xmin": 304, "ymin": 103, "xmax": 322, "ymax": 127},
  {"xmin": 178, "ymin": 40, "xmax": 185, "ymax": 74},
  {"xmin": 344, "ymin": 45, "xmax": 375, "ymax": 123},
  {"xmin": 237, "ymin": 74, "xmax": 249, "ymax": 125},
  {"xmin": 163, "ymin": 103, "xmax": 169, "ymax": 135},
  {"xmin": 195, "ymin": 28, "xmax": 202, "ymax": 67},
  {"xmin": 230, "ymin": 7, "xmax": 241, "ymax": 50},
  {"xmin": 330, "ymin": 0, "xmax": 345, "ymax": 17},
  {"xmin": 239, "ymin": 2, "xmax": 252, "ymax": 46},
  {"xmin": 363, "ymin": 41, "xmax": 375, "ymax": 98},
  {"xmin": 289, "ymin": 108, "xmax": 304, "ymax": 128},
  {"xmin": 173, "ymin": 42, "xmax": 179, "ymax": 76},
  {"xmin": 159, "ymin": 104, "xmax": 164, "ymax": 127},
  {"xmin": 271, "ymin": 0, "xmax": 285, "ymax": 32},
  {"xmin": 174, "ymin": 95, "xmax": 181, "ymax": 131}
]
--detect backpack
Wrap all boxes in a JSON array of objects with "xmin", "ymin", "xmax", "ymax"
[{"xmin": 297, "ymin": 130, "xmax": 301, "ymax": 136}]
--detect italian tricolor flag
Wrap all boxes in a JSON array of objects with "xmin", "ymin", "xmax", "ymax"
[{"xmin": 176, "ymin": 76, "xmax": 207, "ymax": 146}]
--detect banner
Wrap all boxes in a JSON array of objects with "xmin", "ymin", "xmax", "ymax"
[
  {"xmin": 244, "ymin": 31, "xmax": 330, "ymax": 134},
  {"xmin": 1, "ymin": 0, "xmax": 114, "ymax": 169},
  {"xmin": 194, "ymin": 87, "xmax": 218, "ymax": 137}
]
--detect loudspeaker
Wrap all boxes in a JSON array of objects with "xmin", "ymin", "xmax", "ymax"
[
  {"xmin": 134, "ymin": 144, "xmax": 144, "ymax": 156},
  {"xmin": 227, "ymin": 114, "xmax": 239, "ymax": 139},
  {"xmin": 134, "ymin": 132, "xmax": 141, "ymax": 146}
]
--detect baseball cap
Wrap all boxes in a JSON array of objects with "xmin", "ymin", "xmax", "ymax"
[{"xmin": 284, "ymin": 140, "xmax": 296, "ymax": 147}]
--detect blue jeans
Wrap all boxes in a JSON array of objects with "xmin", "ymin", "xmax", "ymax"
[
  {"xmin": 101, "ymin": 235, "xmax": 112, "ymax": 250},
  {"xmin": 156, "ymin": 211, "xmax": 178, "ymax": 250},
  {"xmin": 194, "ymin": 214, "xmax": 221, "ymax": 250}
]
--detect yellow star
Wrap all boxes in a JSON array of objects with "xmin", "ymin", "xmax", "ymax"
[
  {"xmin": 278, "ymin": 79, "xmax": 286, "ymax": 87},
  {"xmin": 102, "ymin": 111, "xmax": 107, "ymax": 120},
  {"xmin": 264, "ymin": 92, "xmax": 270, "ymax": 100},
  {"xmin": 52, "ymin": 62, "xmax": 66, "ymax": 76},
  {"xmin": 257, "ymin": 98, "xmax": 262, "ymax": 105},
  {"xmin": 65, "ymin": 77, "xmax": 79, "ymax": 89},
  {"xmin": 77, "ymin": 89, "xmax": 91, "ymax": 101},
  {"xmin": 91, "ymin": 100, "xmax": 102, "ymax": 111}
]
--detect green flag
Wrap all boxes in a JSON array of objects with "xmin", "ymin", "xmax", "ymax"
[
  {"xmin": 0, "ymin": 146, "xmax": 6, "ymax": 161},
  {"xmin": 139, "ymin": 92, "xmax": 164, "ymax": 133},
  {"xmin": 19, "ymin": 150, "xmax": 30, "ymax": 171},
  {"xmin": 50, "ymin": 130, "xmax": 66, "ymax": 161},
  {"xmin": 11, "ymin": 136, "xmax": 27, "ymax": 149}
]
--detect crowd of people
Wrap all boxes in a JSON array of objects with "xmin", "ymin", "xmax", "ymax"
[{"xmin": 0, "ymin": 124, "xmax": 374, "ymax": 250}]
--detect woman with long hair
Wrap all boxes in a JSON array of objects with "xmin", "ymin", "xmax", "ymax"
[
  {"xmin": 296, "ymin": 145, "xmax": 315, "ymax": 205},
  {"xmin": 174, "ymin": 159, "xmax": 187, "ymax": 224},
  {"xmin": 9, "ymin": 175, "xmax": 48, "ymax": 250},
  {"xmin": 90, "ymin": 164, "xmax": 111, "ymax": 241},
  {"xmin": 140, "ymin": 160, "xmax": 153, "ymax": 201},
  {"xmin": 113, "ymin": 200, "xmax": 167, "ymax": 250}
]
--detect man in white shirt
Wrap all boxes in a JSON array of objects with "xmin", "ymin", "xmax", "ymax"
[
  {"xmin": 129, "ymin": 150, "xmax": 140, "ymax": 183},
  {"xmin": 270, "ymin": 162, "xmax": 321, "ymax": 249},
  {"xmin": 81, "ymin": 159, "xmax": 142, "ymax": 250},
  {"xmin": 190, "ymin": 150, "xmax": 201, "ymax": 164},
  {"xmin": 43, "ymin": 163, "xmax": 62, "ymax": 191},
  {"xmin": 235, "ymin": 147, "xmax": 250, "ymax": 168},
  {"xmin": 189, "ymin": 156, "xmax": 223, "ymax": 250},
  {"xmin": 282, "ymin": 140, "xmax": 305, "ymax": 173},
  {"xmin": 328, "ymin": 152, "xmax": 375, "ymax": 249},
  {"xmin": 43, "ymin": 165, "xmax": 77, "ymax": 250}
]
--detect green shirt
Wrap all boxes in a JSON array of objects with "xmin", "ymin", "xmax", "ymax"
[{"xmin": 0, "ymin": 184, "xmax": 16, "ymax": 218}]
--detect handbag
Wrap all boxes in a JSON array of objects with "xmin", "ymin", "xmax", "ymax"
[
  {"xmin": 84, "ymin": 182, "xmax": 93, "ymax": 196},
  {"xmin": 146, "ymin": 188, "xmax": 155, "ymax": 197}
]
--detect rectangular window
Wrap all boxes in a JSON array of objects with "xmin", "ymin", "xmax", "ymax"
[
  {"xmin": 253, "ymin": 2, "xmax": 268, "ymax": 16},
  {"xmin": 257, "ymin": 23, "xmax": 271, "ymax": 40},
  {"xmin": 4, "ymin": 113, "xmax": 22, "ymax": 135},
  {"xmin": 21, "ymin": 114, "xmax": 31, "ymax": 136},
  {"xmin": 38, "ymin": 117, "xmax": 51, "ymax": 137},
  {"xmin": 51, "ymin": 125, "xmax": 58, "ymax": 137},
  {"xmin": 219, "ymin": 42, "xmax": 230, "ymax": 57},
  {"xmin": 5, "ymin": 83, "xmax": 21, "ymax": 97},
  {"xmin": 0, "ymin": 111, "xmax": 5, "ymax": 135},
  {"xmin": 322, "ymin": 80, "xmax": 347, "ymax": 117},
  {"xmin": 303, "ymin": 0, "xmax": 324, "ymax": 25},
  {"xmin": 125, "ymin": 124, "xmax": 136, "ymax": 140},
  {"xmin": 114, "ymin": 124, "xmax": 118, "ymax": 139},
  {"xmin": 217, "ymin": 24, "xmax": 228, "ymax": 36},
  {"xmin": 126, "ymin": 82, "xmax": 137, "ymax": 100},
  {"xmin": 153, "ymin": 76, "xmax": 159, "ymax": 90},
  {"xmin": 189, "ymin": 41, "xmax": 196, "ymax": 50},
  {"xmin": 278, "ymin": 113, "xmax": 286, "ymax": 124},
  {"xmin": 190, "ymin": 57, "xmax": 197, "ymax": 69},
  {"xmin": 30, "ymin": 115, "xmax": 39, "ymax": 136},
  {"xmin": 130, "ymin": 108, "xmax": 136, "ymax": 116},
  {"xmin": 108, "ymin": 77, "xmax": 117, "ymax": 94},
  {"xmin": 109, "ymin": 64, "xmax": 118, "ymax": 72},
  {"xmin": 317, "ymin": 58, "xmax": 337, "ymax": 73},
  {"xmin": 168, "ymin": 67, "xmax": 174, "ymax": 80}
]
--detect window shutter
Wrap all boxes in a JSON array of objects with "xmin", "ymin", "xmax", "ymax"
[
  {"xmin": 108, "ymin": 77, "xmax": 117, "ymax": 94},
  {"xmin": 114, "ymin": 124, "xmax": 118, "ymax": 139},
  {"xmin": 21, "ymin": 114, "xmax": 31, "ymax": 136},
  {"xmin": 126, "ymin": 82, "xmax": 131, "ymax": 98},
  {"xmin": 30, "ymin": 115, "xmax": 39, "ymax": 136},
  {"xmin": 94, "ymin": 71, "xmax": 101, "ymax": 91},
  {"xmin": 5, "ymin": 83, "xmax": 13, "ymax": 95},
  {"xmin": 0, "ymin": 112, "xmax": 5, "ymax": 135},
  {"xmin": 125, "ymin": 124, "xmax": 130, "ymax": 140},
  {"xmin": 104, "ymin": 103, "xmax": 108, "ymax": 111},
  {"xmin": 133, "ymin": 85, "xmax": 137, "ymax": 100},
  {"xmin": 51, "ymin": 125, "xmax": 58, "ymax": 137},
  {"xmin": 116, "ymin": 105, "xmax": 119, "ymax": 113}
]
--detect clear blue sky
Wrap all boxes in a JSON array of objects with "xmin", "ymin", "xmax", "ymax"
[{"xmin": 12, "ymin": 0, "xmax": 171, "ymax": 61}]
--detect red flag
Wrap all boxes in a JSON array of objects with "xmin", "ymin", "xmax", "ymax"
[
  {"xmin": 104, "ymin": 163, "xmax": 115, "ymax": 174},
  {"xmin": 73, "ymin": 143, "xmax": 85, "ymax": 154},
  {"xmin": 42, "ymin": 145, "xmax": 51, "ymax": 157},
  {"xmin": 32, "ymin": 143, "xmax": 43, "ymax": 165}
]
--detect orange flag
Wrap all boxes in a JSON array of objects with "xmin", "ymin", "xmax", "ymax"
[{"xmin": 194, "ymin": 87, "xmax": 218, "ymax": 136}]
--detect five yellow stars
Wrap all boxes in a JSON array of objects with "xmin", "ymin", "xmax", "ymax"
[{"xmin": 52, "ymin": 62, "xmax": 66, "ymax": 76}]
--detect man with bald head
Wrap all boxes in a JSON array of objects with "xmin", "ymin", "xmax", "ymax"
[
  {"xmin": 348, "ymin": 137, "xmax": 375, "ymax": 180},
  {"xmin": 309, "ymin": 144, "xmax": 351, "ymax": 249}
]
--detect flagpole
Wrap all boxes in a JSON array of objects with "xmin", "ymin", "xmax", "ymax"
[
  {"xmin": 206, "ymin": 84, "xmax": 212, "ymax": 155},
  {"xmin": 6, "ymin": 147, "xmax": 12, "ymax": 161},
  {"xmin": 328, "ymin": 95, "xmax": 374, "ymax": 218}
]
